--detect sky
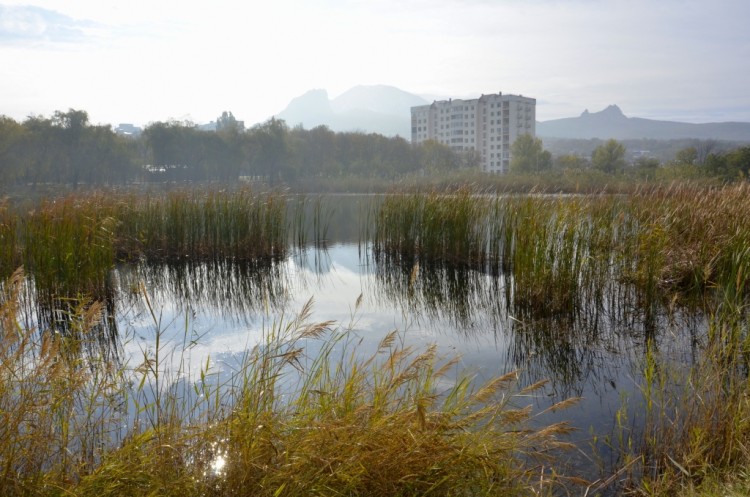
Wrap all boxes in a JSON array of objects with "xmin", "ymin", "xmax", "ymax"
[{"xmin": 1, "ymin": 0, "xmax": 749, "ymax": 128}]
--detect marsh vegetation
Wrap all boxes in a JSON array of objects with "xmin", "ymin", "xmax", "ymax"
[{"xmin": 1, "ymin": 184, "xmax": 749, "ymax": 495}]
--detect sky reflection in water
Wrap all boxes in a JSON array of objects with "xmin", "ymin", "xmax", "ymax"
[{"xmin": 110, "ymin": 242, "xmax": 702, "ymax": 478}]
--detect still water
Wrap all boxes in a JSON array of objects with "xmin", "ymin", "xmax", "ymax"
[{"xmin": 102, "ymin": 237, "xmax": 703, "ymax": 479}]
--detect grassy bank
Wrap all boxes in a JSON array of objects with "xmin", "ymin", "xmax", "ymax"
[{"xmin": 289, "ymin": 169, "xmax": 721, "ymax": 195}]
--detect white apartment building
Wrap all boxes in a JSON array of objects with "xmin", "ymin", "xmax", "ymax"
[{"xmin": 411, "ymin": 92, "xmax": 536, "ymax": 174}]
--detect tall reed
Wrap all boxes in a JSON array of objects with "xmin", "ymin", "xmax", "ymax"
[
  {"xmin": 373, "ymin": 191, "xmax": 622, "ymax": 316},
  {"xmin": 372, "ymin": 185, "xmax": 750, "ymax": 318},
  {"xmin": 0, "ymin": 271, "xmax": 578, "ymax": 496},
  {"xmin": 114, "ymin": 189, "xmax": 288, "ymax": 262},
  {"xmin": 22, "ymin": 194, "xmax": 117, "ymax": 297}
]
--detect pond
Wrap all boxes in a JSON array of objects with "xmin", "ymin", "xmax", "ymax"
[
  {"xmin": 107, "ymin": 243, "xmax": 699, "ymax": 481},
  {"xmin": 6, "ymin": 191, "xmax": 725, "ymax": 490}
]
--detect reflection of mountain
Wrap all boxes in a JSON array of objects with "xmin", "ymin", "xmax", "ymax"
[
  {"xmin": 275, "ymin": 85, "xmax": 428, "ymax": 137},
  {"xmin": 538, "ymin": 105, "xmax": 750, "ymax": 141}
]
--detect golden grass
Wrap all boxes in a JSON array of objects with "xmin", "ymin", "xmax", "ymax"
[{"xmin": 0, "ymin": 270, "xmax": 578, "ymax": 496}]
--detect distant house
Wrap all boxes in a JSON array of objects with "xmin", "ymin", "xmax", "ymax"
[
  {"xmin": 115, "ymin": 123, "xmax": 143, "ymax": 137},
  {"xmin": 411, "ymin": 92, "xmax": 536, "ymax": 174},
  {"xmin": 198, "ymin": 121, "xmax": 218, "ymax": 132}
]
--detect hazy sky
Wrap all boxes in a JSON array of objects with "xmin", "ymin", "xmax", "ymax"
[{"xmin": 2, "ymin": 0, "xmax": 749, "ymax": 128}]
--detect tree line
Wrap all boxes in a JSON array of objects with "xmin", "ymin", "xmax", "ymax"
[
  {"xmin": 0, "ymin": 109, "xmax": 473, "ymax": 187},
  {"xmin": 1, "ymin": 109, "xmax": 749, "ymax": 187},
  {"xmin": 510, "ymin": 135, "xmax": 750, "ymax": 180}
]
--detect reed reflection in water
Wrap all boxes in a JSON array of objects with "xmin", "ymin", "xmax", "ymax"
[
  {"xmin": 112, "ymin": 244, "xmax": 683, "ymax": 408},
  {"xmin": 7, "ymin": 239, "xmax": 712, "ymax": 484}
]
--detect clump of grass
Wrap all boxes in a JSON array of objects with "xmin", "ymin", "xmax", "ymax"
[
  {"xmin": 0, "ymin": 271, "xmax": 578, "ymax": 496},
  {"xmin": 0, "ymin": 199, "xmax": 19, "ymax": 276},
  {"xmin": 373, "ymin": 189, "xmax": 496, "ymax": 267},
  {"xmin": 113, "ymin": 189, "xmax": 289, "ymax": 263},
  {"xmin": 601, "ymin": 230, "xmax": 750, "ymax": 495},
  {"xmin": 615, "ymin": 301, "xmax": 750, "ymax": 496},
  {"xmin": 0, "ymin": 269, "xmax": 124, "ymax": 494},
  {"xmin": 372, "ymin": 184, "xmax": 750, "ymax": 318},
  {"xmin": 373, "ymin": 191, "xmax": 624, "ymax": 316},
  {"xmin": 22, "ymin": 194, "xmax": 118, "ymax": 298},
  {"xmin": 0, "ymin": 188, "xmax": 299, "ymax": 329},
  {"xmin": 623, "ymin": 183, "xmax": 750, "ymax": 300}
]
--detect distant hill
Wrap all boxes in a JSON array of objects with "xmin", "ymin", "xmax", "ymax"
[
  {"xmin": 275, "ymin": 88, "xmax": 750, "ymax": 142},
  {"xmin": 537, "ymin": 105, "xmax": 750, "ymax": 142},
  {"xmin": 275, "ymin": 85, "xmax": 428, "ymax": 137}
]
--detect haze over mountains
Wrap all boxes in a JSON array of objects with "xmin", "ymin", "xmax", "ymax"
[
  {"xmin": 274, "ymin": 86, "xmax": 750, "ymax": 143},
  {"xmin": 275, "ymin": 85, "xmax": 428, "ymax": 137},
  {"xmin": 537, "ymin": 105, "xmax": 750, "ymax": 141}
]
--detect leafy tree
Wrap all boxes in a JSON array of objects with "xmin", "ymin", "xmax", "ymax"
[
  {"xmin": 461, "ymin": 149, "xmax": 482, "ymax": 170},
  {"xmin": 726, "ymin": 146, "xmax": 750, "ymax": 178},
  {"xmin": 674, "ymin": 146, "xmax": 698, "ymax": 166},
  {"xmin": 554, "ymin": 154, "xmax": 588, "ymax": 170},
  {"xmin": 695, "ymin": 139, "xmax": 719, "ymax": 164},
  {"xmin": 144, "ymin": 120, "xmax": 235, "ymax": 181},
  {"xmin": 509, "ymin": 134, "xmax": 551, "ymax": 174},
  {"xmin": 144, "ymin": 121, "xmax": 189, "ymax": 166},
  {"xmin": 591, "ymin": 139, "xmax": 626, "ymax": 174},
  {"xmin": 245, "ymin": 118, "xmax": 291, "ymax": 185},
  {"xmin": 703, "ymin": 153, "xmax": 729, "ymax": 179},
  {"xmin": 216, "ymin": 111, "xmax": 244, "ymax": 133},
  {"xmin": 19, "ymin": 115, "xmax": 58, "ymax": 185},
  {"xmin": 0, "ymin": 116, "xmax": 27, "ymax": 184},
  {"xmin": 704, "ymin": 146, "xmax": 750, "ymax": 180},
  {"xmin": 300, "ymin": 125, "xmax": 340, "ymax": 177},
  {"xmin": 633, "ymin": 157, "xmax": 660, "ymax": 180}
]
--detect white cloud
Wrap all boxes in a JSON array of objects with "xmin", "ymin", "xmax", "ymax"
[
  {"xmin": 0, "ymin": 5, "xmax": 101, "ymax": 43},
  {"xmin": 0, "ymin": 0, "xmax": 749, "ymax": 125}
]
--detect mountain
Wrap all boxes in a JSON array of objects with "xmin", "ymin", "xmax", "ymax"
[
  {"xmin": 538, "ymin": 105, "xmax": 750, "ymax": 141},
  {"xmin": 275, "ymin": 85, "xmax": 428, "ymax": 137},
  {"xmin": 276, "ymin": 88, "xmax": 750, "ymax": 142},
  {"xmin": 275, "ymin": 89, "xmax": 335, "ymax": 126}
]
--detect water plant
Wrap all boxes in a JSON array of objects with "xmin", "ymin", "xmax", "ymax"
[
  {"xmin": 0, "ymin": 188, "xmax": 311, "ymax": 315},
  {"xmin": 372, "ymin": 184, "xmax": 750, "ymax": 317},
  {"xmin": 3, "ymin": 182, "xmax": 750, "ymax": 494},
  {"xmin": 0, "ymin": 270, "xmax": 578, "ymax": 496}
]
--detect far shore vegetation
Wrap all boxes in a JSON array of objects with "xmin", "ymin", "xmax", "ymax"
[{"xmin": 1, "ymin": 109, "xmax": 749, "ymax": 196}]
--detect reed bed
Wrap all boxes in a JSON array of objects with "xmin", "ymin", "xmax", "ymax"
[
  {"xmin": 372, "ymin": 184, "xmax": 750, "ymax": 316},
  {"xmin": 607, "ymin": 292, "xmax": 750, "ymax": 496},
  {"xmin": 21, "ymin": 194, "xmax": 118, "ymax": 298},
  {"xmin": 0, "ymin": 200, "xmax": 19, "ymax": 277},
  {"xmin": 4, "ymin": 183, "xmax": 750, "ymax": 494},
  {"xmin": 0, "ymin": 271, "xmax": 577, "ymax": 496},
  {"xmin": 0, "ymin": 188, "xmax": 307, "ymax": 341},
  {"xmin": 371, "ymin": 184, "xmax": 750, "ymax": 494},
  {"xmin": 373, "ymin": 191, "xmax": 623, "ymax": 316},
  {"xmin": 0, "ymin": 189, "xmax": 303, "ymax": 301},
  {"xmin": 113, "ymin": 189, "xmax": 288, "ymax": 262},
  {"xmin": 624, "ymin": 183, "xmax": 750, "ymax": 300}
]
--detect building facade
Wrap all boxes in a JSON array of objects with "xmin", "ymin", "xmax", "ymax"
[{"xmin": 411, "ymin": 92, "xmax": 536, "ymax": 174}]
